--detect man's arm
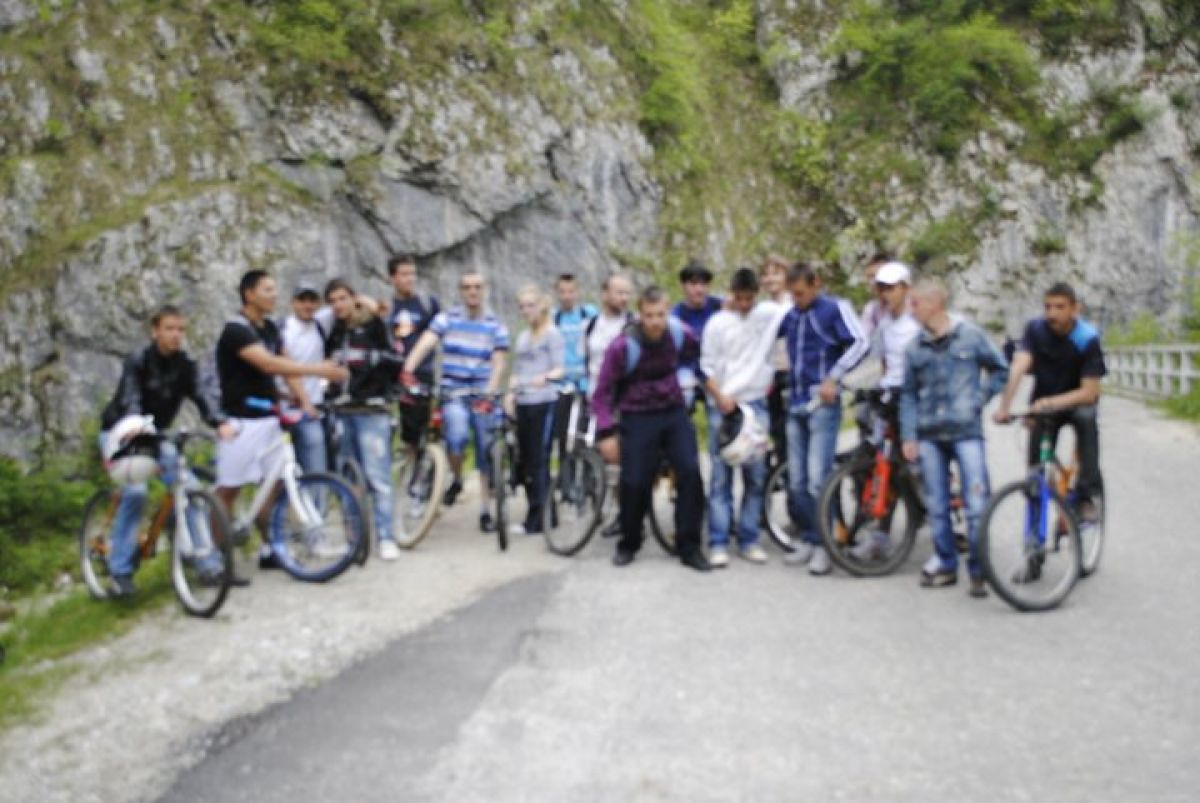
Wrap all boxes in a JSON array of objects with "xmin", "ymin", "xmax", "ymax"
[
  {"xmin": 116, "ymin": 352, "xmax": 146, "ymax": 418},
  {"xmin": 403, "ymin": 330, "xmax": 440, "ymax": 376},
  {"xmin": 700, "ymin": 319, "xmax": 734, "ymax": 414},
  {"xmin": 994, "ymin": 350, "xmax": 1032, "ymax": 422},
  {"xmin": 827, "ymin": 299, "xmax": 871, "ymax": 383},
  {"xmin": 899, "ymin": 348, "xmax": 920, "ymax": 461},
  {"xmin": 485, "ymin": 348, "xmax": 507, "ymax": 395},
  {"xmin": 238, "ymin": 344, "xmax": 345, "ymax": 381},
  {"xmin": 978, "ymin": 333, "xmax": 1009, "ymax": 406},
  {"xmin": 1034, "ymin": 377, "xmax": 1101, "ymax": 412}
]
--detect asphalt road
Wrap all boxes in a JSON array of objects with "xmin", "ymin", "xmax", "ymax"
[{"xmin": 160, "ymin": 396, "xmax": 1199, "ymax": 802}]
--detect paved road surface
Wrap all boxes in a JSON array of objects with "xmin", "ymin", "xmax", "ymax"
[{"xmin": 159, "ymin": 396, "xmax": 1200, "ymax": 802}]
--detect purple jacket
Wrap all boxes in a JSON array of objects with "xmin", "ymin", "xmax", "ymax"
[{"xmin": 592, "ymin": 325, "xmax": 700, "ymax": 435}]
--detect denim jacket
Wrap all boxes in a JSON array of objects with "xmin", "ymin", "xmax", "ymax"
[{"xmin": 899, "ymin": 317, "xmax": 1008, "ymax": 443}]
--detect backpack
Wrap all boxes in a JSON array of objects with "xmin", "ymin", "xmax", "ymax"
[
  {"xmin": 554, "ymin": 303, "xmax": 598, "ymax": 328},
  {"xmin": 583, "ymin": 310, "xmax": 635, "ymax": 381},
  {"xmin": 623, "ymin": 317, "xmax": 685, "ymax": 377}
]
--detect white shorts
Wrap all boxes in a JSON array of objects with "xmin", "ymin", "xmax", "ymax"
[{"xmin": 216, "ymin": 417, "xmax": 285, "ymax": 488}]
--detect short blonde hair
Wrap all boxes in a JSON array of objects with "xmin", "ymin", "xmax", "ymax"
[{"xmin": 517, "ymin": 284, "xmax": 552, "ymax": 329}]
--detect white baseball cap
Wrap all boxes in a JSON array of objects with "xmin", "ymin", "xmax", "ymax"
[{"xmin": 875, "ymin": 261, "xmax": 912, "ymax": 286}]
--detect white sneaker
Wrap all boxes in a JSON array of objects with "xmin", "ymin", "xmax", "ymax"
[
  {"xmin": 784, "ymin": 543, "xmax": 815, "ymax": 566},
  {"xmin": 922, "ymin": 553, "xmax": 943, "ymax": 576},
  {"xmin": 808, "ymin": 545, "xmax": 832, "ymax": 575},
  {"xmin": 739, "ymin": 543, "xmax": 768, "ymax": 564},
  {"xmin": 508, "ymin": 523, "xmax": 527, "ymax": 538},
  {"xmin": 378, "ymin": 540, "xmax": 401, "ymax": 561},
  {"xmin": 709, "ymin": 547, "xmax": 730, "ymax": 568},
  {"xmin": 848, "ymin": 529, "xmax": 890, "ymax": 561}
]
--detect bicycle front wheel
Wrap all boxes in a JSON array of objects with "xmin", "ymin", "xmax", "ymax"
[
  {"xmin": 79, "ymin": 489, "xmax": 119, "ymax": 599},
  {"xmin": 393, "ymin": 443, "xmax": 448, "ymax": 549},
  {"xmin": 763, "ymin": 462, "xmax": 801, "ymax": 553},
  {"xmin": 542, "ymin": 448, "xmax": 605, "ymax": 556},
  {"xmin": 1078, "ymin": 490, "xmax": 1105, "ymax": 578},
  {"xmin": 337, "ymin": 457, "xmax": 372, "ymax": 566},
  {"xmin": 490, "ymin": 437, "xmax": 509, "ymax": 551},
  {"xmin": 270, "ymin": 472, "xmax": 366, "ymax": 582},
  {"xmin": 980, "ymin": 479, "xmax": 1081, "ymax": 612},
  {"xmin": 645, "ymin": 468, "xmax": 679, "ymax": 556},
  {"xmin": 170, "ymin": 489, "xmax": 234, "ymax": 618},
  {"xmin": 818, "ymin": 456, "xmax": 919, "ymax": 577}
]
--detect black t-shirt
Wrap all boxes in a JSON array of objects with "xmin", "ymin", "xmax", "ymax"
[
  {"xmin": 390, "ymin": 293, "xmax": 440, "ymax": 381},
  {"xmin": 1019, "ymin": 318, "xmax": 1107, "ymax": 401},
  {"xmin": 216, "ymin": 316, "xmax": 282, "ymax": 418}
]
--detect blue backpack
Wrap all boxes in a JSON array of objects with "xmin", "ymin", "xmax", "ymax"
[{"xmin": 622, "ymin": 317, "xmax": 685, "ymax": 376}]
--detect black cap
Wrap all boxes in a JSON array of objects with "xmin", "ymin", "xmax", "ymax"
[
  {"xmin": 293, "ymin": 282, "xmax": 320, "ymax": 299},
  {"xmin": 679, "ymin": 260, "xmax": 714, "ymax": 284}
]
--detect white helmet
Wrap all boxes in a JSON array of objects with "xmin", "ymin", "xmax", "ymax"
[
  {"xmin": 104, "ymin": 415, "xmax": 160, "ymax": 485},
  {"xmin": 718, "ymin": 403, "xmax": 769, "ymax": 467}
]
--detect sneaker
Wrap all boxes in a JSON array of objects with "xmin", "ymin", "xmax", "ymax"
[
  {"xmin": 507, "ymin": 523, "xmax": 527, "ymax": 538},
  {"xmin": 601, "ymin": 518, "xmax": 623, "ymax": 539},
  {"xmin": 920, "ymin": 568, "xmax": 957, "ymax": 588},
  {"xmin": 258, "ymin": 544, "xmax": 280, "ymax": 571},
  {"xmin": 739, "ymin": 543, "xmax": 768, "ymax": 564},
  {"xmin": 612, "ymin": 548, "xmax": 636, "ymax": 567},
  {"xmin": 378, "ymin": 540, "xmax": 400, "ymax": 561},
  {"xmin": 783, "ymin": 543, "xmax": 815, "ymax": 566},
  {"xmin": 709, "ymin": 547, "xmax": 730, "ymax": 568},
  {"xmin": 808, "ymin": 545, "xmax": 832, "ymax": 576},
  {"xmin": 968, "ymin": 576, "xmax": 988, "ymax": 598},
  {"xmin": 443, "ymin": 478, "xmax": 463, "ymax": 506},
  {"xmin": 848, "ymin": 529, "xmax": 889, "ymax": 562},
  {"xmin": 479, "ymin": 513, "xmax": 496, "ymax": 533},
  {"xmin": 109, "ymin": 575, "xmax": 137, "ymax": 598},
  {"xmin": 1011, "ymin": 551, "xmax": 1044, "ymax": 584},
  {"xmin": 1076, "ymin": 499, "xmax": 1099, "ymax": 524}
]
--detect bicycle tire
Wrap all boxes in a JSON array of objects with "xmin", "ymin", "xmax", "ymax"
[
  {"xmin": 542, "ymin": 448, "xmax": 606, "ymax": 556},
  {"xmin": 645, "ymin": 467, "xmax": 679, "ymax": 556},
  {"xmin": 79, "ymin": 488, "xmax": 118, "ymax": 600},
  {"xmin": 763, "ymin": 462, "xmax": 801, "ymax": 553},
  {"xmin": 818, "ymin": 455, "xmax": 920, "ymax": 577},
  {"xmin": 980, "ymin": 479, "xmax": 1081, "ymax": 612},
  {"xmin": 490, "ymin": 437, "xmax": 509, "ymax": 550},
  {"xmin": 269, "ymin": 472, "xmax": 366, "ymax": 582},
  {"xmin": 393, "ymin": 443, "xmax": 449, "ymax": 549},
  {"xmin": 1078, "ymin": 489, "xmax": 1105, "ymax": 578},
  {"xmin": 337, "ymin": 457, "xmax": 372, "ymax": 566},
  {"xmin": 170, "ymin": 489, "xmax": 234, "ymax": 618}
]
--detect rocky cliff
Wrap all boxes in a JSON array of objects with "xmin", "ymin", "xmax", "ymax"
[{"xmin": 1, "ymin": 1, "xmax": 1197, "ymax": 458}]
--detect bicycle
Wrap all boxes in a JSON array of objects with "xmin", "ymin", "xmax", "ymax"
[
  {"xmin": 228, "ymin": 413, "xmax": 367, "ymax": 583},
  {"xmin": 541, "ymin": 389, "xmax": 608, "ymax": 556},
  {"xmin": 392, "ymin": 383, "xmax": 450, "ymax": 549},
  {"xmin": 79, "ymin": 430, "xmax": 234, "ymax": 618},
  {"xmin": 320, "ymin": 402, "xmax": 376, "ymax": 567},
  {"xmin": 483, "ymin": 392, "xmax": 520, "ymax": 551},
  {"xmin": 979, "ymin": 410, "xmax": 1104, "ymax": 611}
]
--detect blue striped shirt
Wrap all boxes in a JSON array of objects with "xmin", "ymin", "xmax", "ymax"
[{"xmin": 429, "ymin": 306, "xmax": 510, "ymax": 390}]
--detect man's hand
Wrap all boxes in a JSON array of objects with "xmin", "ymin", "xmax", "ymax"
[
  {"xmin": 217, "ymin": 421, "xmax": 238, "ymax": 441},
  {"xmin": 472, "ymin": 397, "xmax": 494, "ymax": 416},
  {"xmin": 715, "ymin": 390, "xmax": 736, "ymax": 416},
  {"xmin": 302, "ymin": 402, "xmax": 320, "ymax": 420},
  {"xmin": 597, "ymin": 435, "xmax": 620, "ymax": 465},
  {"xmin": 1031, "ymin": 397, "xmax": 1055, "ymax": 414},
  {"xmin": 819, "ymin": 378, "xmax": 839, "ymax": 405},
  {"xmin": 400, "ymin": 371, "xmax": 420, "ymax": 390},
  {"xmin": 316, "ymin": 360, "xmax": 349, "ymax": 383},
  {"xmin": 902, "ymin": 440, "xmax": 919, "ymax": 462},
  {"xmin": 992, "ymin": 405, "xmax": 1011, "ymax": 425}
]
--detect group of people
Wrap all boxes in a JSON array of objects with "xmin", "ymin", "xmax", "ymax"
[{"xmin": 97, "ymin": 251, "xmax": 1106, "ymax": 602}]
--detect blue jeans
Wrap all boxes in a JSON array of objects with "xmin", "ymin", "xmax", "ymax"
[
  {"xmin": 918, "ymin": 438, "xmax": 989, "ymax": 578},
  {"xmin": 339, "ymin": 413, "xmax": 394, "ymax": 543},
  {"xmin": 785, "ymin": 401, "xmax": 842, "ymax": 545},
  {"xmin": 291, "ymin": 415, "xmax": 328, "ymax": 476},
  {"xmin": 443, "ymin": 396, "xmax": 495, "ymax": 482},
  {"xmin": 708, "ymin": 401, "xmax": 768, "ymax": 549},
  {"xmin": 99, "ymin": 436, "xmax": 185, "ymax": 578}
]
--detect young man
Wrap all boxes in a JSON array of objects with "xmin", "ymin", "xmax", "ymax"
[
  {"xmin": 213, "ymin": 270, "xmax": 347, "ymax": 568},
  {"xmin": 993, "ymin": 282, "xmax": 1105, "ymax": 517},
  {"xmin": 850, "ymin": 261, "xmax": 921, "ymax": 561},
  {"xmin": 672, "ymin": 260, "xmax": 723, "ymax": 412},
  {"xmin": 776, "ymin": 262, "xmax": 870, "ymax": 575},
  {"xmin": 760, "ymin": 255, "xmax": 791, "ymax": 460},
  {"xmin": 701, "ymin": 268, "xmax": 788, "ymax": 567},
  {"xmin": 551, "ymin": 273, "xmax": 598, "ymax": 473},
  {"xmin": 900, "ymin": 279, "xmax": 1008, "ymax": 598},
  {"xmin": 585, "ymin": 274, "xmax": 635, "ymax": 399},
  {"xmin": 280, "ymin": 282, "xmax": 331, "ymax": 475},
  {"xmin": 388, "ymin": 255, "xmax": 441, "ymax": 461},
  {"xmin": 403, "ymin": 271, "xmax": 509, "ymax": 532},
  {"xmin": 99, "ymin": 306, "xmax": 236, "ymax": 596},
  {"xmin": 592, "ymin": 286, "xmax": 711, "ymax": 572},
  {"xmin": 858, "ymin": 252, "xmax": 892, "ymax": 339},
  {"xmin": 325, "ymin": 279, "xmax": 405, "ymax": 560}
]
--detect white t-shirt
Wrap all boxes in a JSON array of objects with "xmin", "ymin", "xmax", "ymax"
[
  {"xmin": 700, "ymin": 301, "xmax": 788, "ymax": 402},
  {"xmin": 585, "ymin": 311, "xmax": 630, "ymax": 399},
  {"xmin": 874, "ymin": 310, "xmax": 921, "ymax": 389},
  {"xmin": 281, "ymin": 308, "xmax": 334, "ymax": 409}
]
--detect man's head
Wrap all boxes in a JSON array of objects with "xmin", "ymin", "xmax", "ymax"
[
  {"xmin": 458, "ymin": 271, "xmax": 486, "ymax": 312},
  {"xmin": 865, "ymin": 252, "xmax": 891, "ymax": 301},
  {"xmin": 150, "ymin": 305, "xmax": 186, "ymax": 355},
  {"xmin": 909, "ymin": 279, "xmax": 949, "ymax": 328},
  {"xmin": 239, "ymin": 270, "xmax": 276, "ymax": 316},
  {"xmin": 679, "ymin": 260, "xmax": 714, "ymax": 308},
  {"xmin": 555, "ymin": 273, "xmax": 580, "ymax": 311},
  {"xmin": 874, "ymin": 261, "xmax": 912, "ymax": 317},
  {"xmin": 638, "ymin": 285, "xmax": 670, "ymax": 340},
  {"xmin": 601, "ymin": 273, "xmax": 633, "ymax": 315},
  {"xmin": 1043, "ymin": 282, "xmax": 1079, "ymax": 336},
  {"xmin": 759, "ymin": 254, "xmax": 789, "ymax": 299},
  {"xmin": 786, "ymin": 262, "xmax": 821, "ymax": 310},
  {"xmin": 292, "ymin": 282, "xmax": 320, "ymax": 322},
  {"xmin": 729, "ymin": 267, "xmax": 759, "ymax": 315},
  {"xmin": 324, "ymin": 278, "xmax": 357, "ymax": 321},
  {"xmin": 388, "ymin": 254, "xmax": 418, "ymax": 297}
]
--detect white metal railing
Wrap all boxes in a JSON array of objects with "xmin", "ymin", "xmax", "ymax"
[{"xmin": 1105, "ymin": 344, "xmax": 1200, "ymax": 398}]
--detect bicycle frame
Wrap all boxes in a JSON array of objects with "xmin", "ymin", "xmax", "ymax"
[
  {"xmin": 1023, "ymin": 426, "xmax": 1061, "ymax": 550},
  {"xmin": 229, "ymin": 430, "xmax": 318, "ymax": 534}
]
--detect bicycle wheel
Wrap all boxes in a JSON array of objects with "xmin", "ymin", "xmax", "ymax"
[
  {"xmin": 818, "ymin": 455, "xmax": 919, "ymax": 577},
  {"xmin": 763, "ymin": 462, "xmax": 801, "ymax": 553},
  {"xmin": 490, "ymin": 437, "xmax": 509, "ymax": 551},
  {"xmin": 542, "ymin": 448, "xmax": 605, "ymax": 556},
  {"xmin": 1078, "ymin": 489, "xmax": 1105, "ymax": 578},
  {"xmin": 392, "ymin": 443, "xmax": 448, "ymax": 549},
  {"xmin": 170, "ymin": 489, "xmax": 234, "ymax": 618},
  {"xmin": 980, "ymin": 479, "xmax": 1082, "ymax": 612},
  {"xmin": 337, "ymin": 457, "xmax": 372, "ymax": 566},
  {"xmin": 79, "ymin": 489, "xmax": 119, "ymax": 599},
  {"xmin": 645, "ymin": 466, "xmax": 679, "ymax": 556},
  {"xmin": 269, "ymin": 472, "xmax": 366, "ymax": 582}
]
